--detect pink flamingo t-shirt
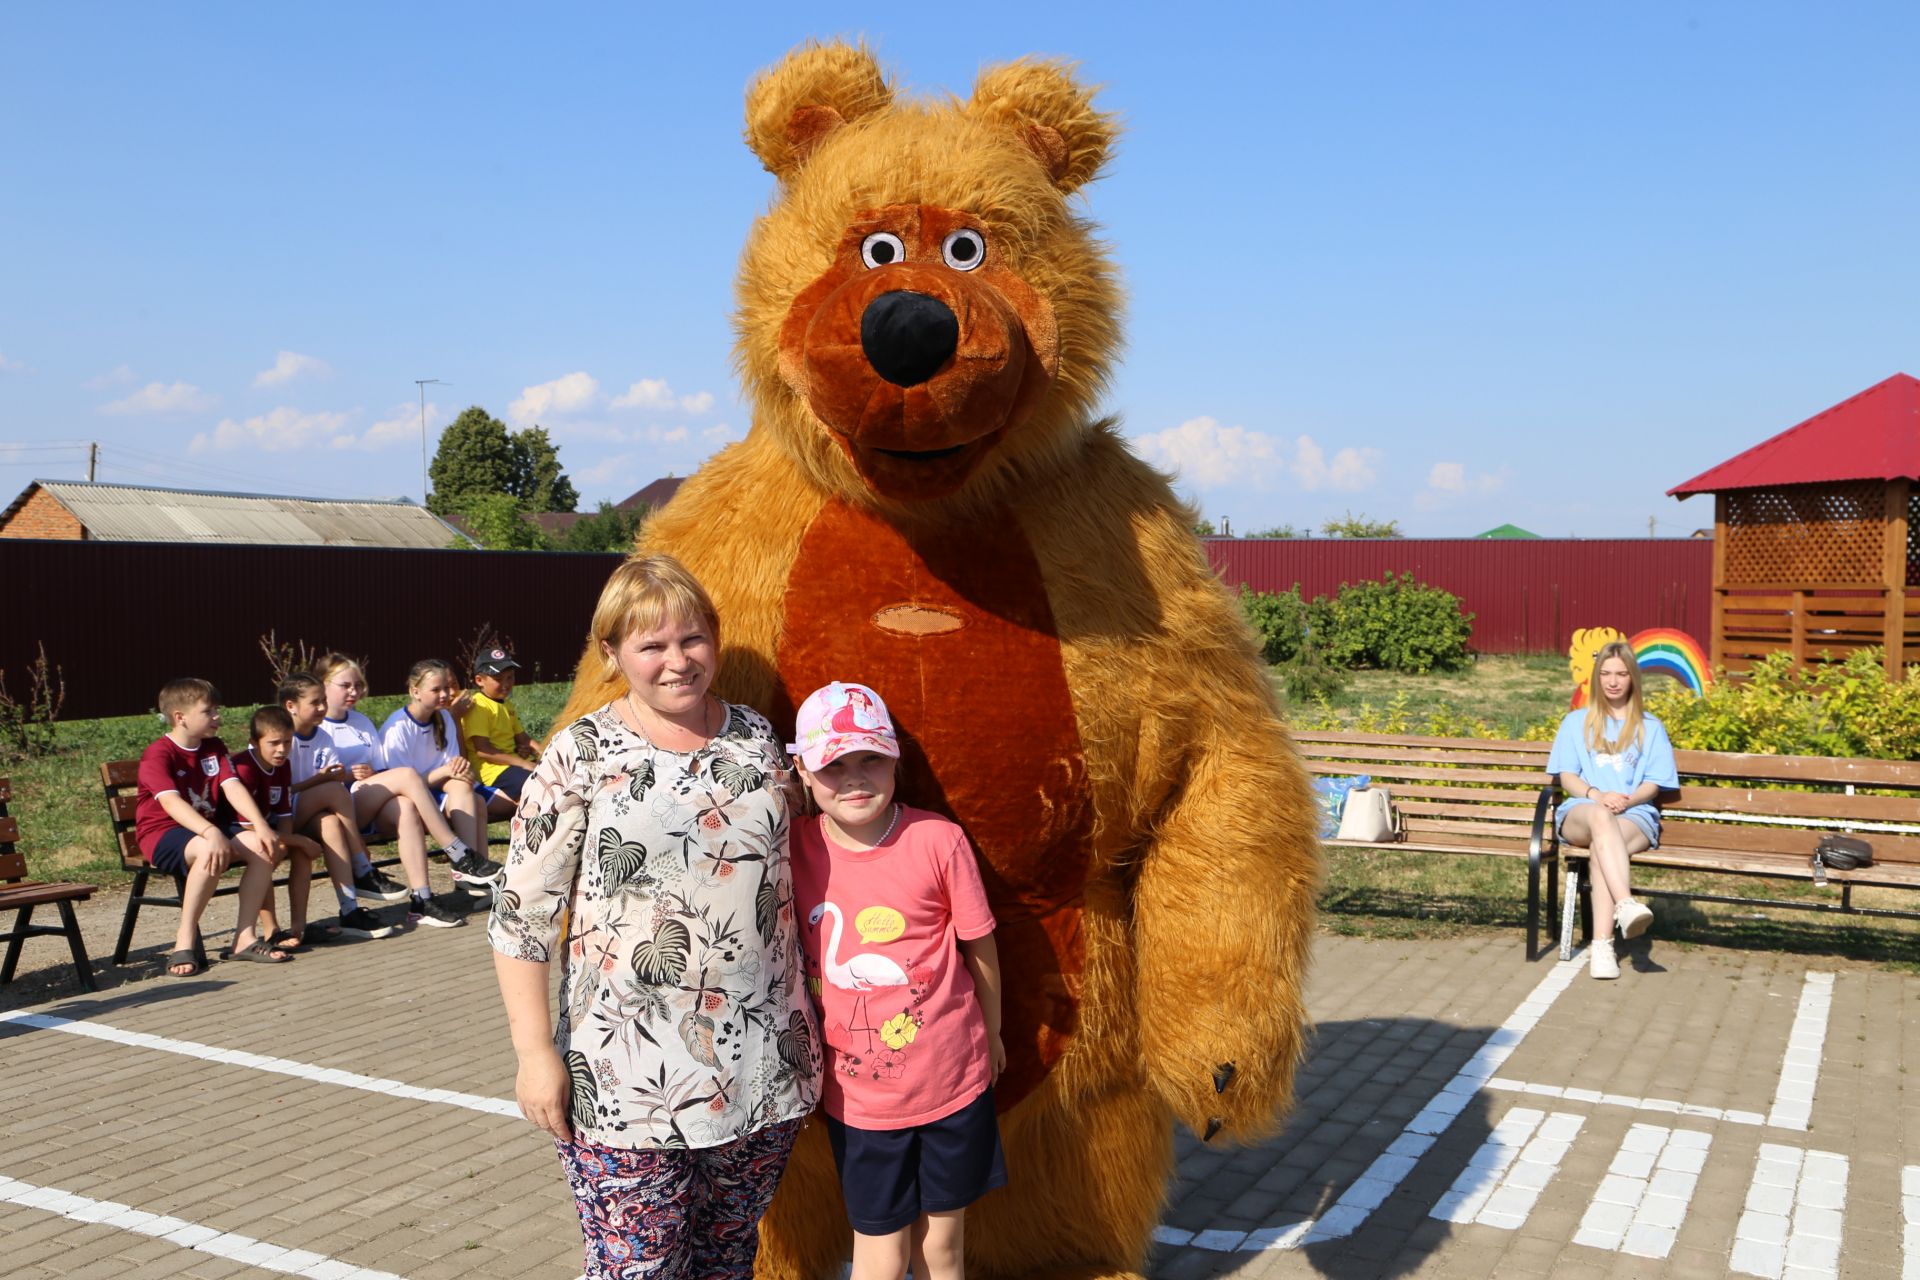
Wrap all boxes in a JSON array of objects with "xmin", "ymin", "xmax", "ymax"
[{"xmin": 791, "ymin": 806, "xmax": 997, "ymax": 1128}]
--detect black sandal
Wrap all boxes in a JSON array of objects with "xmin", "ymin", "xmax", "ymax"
[
  {"xmin": 224, "ymin": 938, "xmax": 292, "ymax": 964},
  {"xmin": 165, "ymin": 948, "xmax": 203, "ymax": 978}
]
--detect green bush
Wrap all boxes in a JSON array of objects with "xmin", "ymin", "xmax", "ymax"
[
  {"xmin": 1238, "ymin": 574, "xmax": 1474, "ymax": 674},
  {"xmin": 1649, "ymin": 649, "xmax": 1920, "ymax": 759},
  {"xmin": 1315, "ymin": 573, "xmax": 1474, "ymax": 674}
]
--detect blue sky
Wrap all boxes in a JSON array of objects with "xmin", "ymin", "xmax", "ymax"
[{"xmin": 2, "ymin": 3, "xmax": 1915, "ymax": 536}]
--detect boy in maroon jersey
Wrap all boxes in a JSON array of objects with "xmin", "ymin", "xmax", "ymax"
[
  {"xmin": 232, "ymin": 705, "xmax": 343, "ymax": 951},
  {"xmin": 135, "ymin": 678, "xmax": 292, "ymax": 974}
]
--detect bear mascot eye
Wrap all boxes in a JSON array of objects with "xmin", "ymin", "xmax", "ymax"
[
  {"xmin": 860, "ymin": 231, "xmax": 906, "ymax": 268},
  {"xmin": 941, "ymin": 228, "xmax": 986, "ymax": 271}
]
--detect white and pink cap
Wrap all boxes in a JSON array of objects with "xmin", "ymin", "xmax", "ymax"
[{"xmin": 788, "ymin": 681, "xmax": 900, "ymax": 771}]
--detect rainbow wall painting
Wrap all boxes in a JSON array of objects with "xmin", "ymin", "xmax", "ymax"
[{"xmin": 1568, "ymin": 626, "xmax": 1711, "ymax": 708}]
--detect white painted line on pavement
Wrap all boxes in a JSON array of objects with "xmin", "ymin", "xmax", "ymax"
[
  {"xmin": 1768, "ymin": 972, "xmax": 1833, "ymax": 1131},
  {"xmin": 1430, "ymin": 1108, "xmax": 1582, "ymax": 1231},
  {"xmin": 1572, "ymin": 1123, "xmax": 1707, "ymax": 1257},
  {"xmin": 1900, "ymin": 1166, "xmax": 1920, "ymax": 1280},
  {"xmin": 1154, "ymin": 954, "xmax": 1586, "ymax": 1253},
  {"xmin": 1483, "ymin": 1078, "xmax": 1768, "ymax": 1128},
  {"xmin": 1731, "ymin": 1144, "xmax": 1847, "ymax": 1278},
  {"xmin": 0, "ymin": 1173, "xmax": 406, "ymax": 1280},
  {"xmin": 0, "ymin": 1009, "xmax": 519, "ymax": 1118}
]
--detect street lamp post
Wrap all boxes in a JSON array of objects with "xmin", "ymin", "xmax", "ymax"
[{"xmin": 414, "ymin": 378, "xmax": 445, "ymax": 505}]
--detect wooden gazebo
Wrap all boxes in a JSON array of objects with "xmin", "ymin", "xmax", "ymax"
[{"xmin": 1669, "ymin": 373, "xmax": 1920, "ymax": 679}]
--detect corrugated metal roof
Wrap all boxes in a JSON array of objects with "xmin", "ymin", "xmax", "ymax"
[
  {"xmin": 29, "ymin": 480, "xmax": 468, "ymax": 548},
  {"xmin": 1669, "ymin": 373, "xmax": 1920, "ymax": 496}
]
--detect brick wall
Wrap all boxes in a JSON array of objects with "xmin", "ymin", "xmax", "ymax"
[{"xmin": 0, "ymin": 486, "xmax": 84, "ymax": 540}]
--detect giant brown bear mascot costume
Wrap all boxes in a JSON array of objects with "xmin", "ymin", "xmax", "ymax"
[{"xmin": 555, "ymin": 40, "xmax": 1321, "ymax": 1280}]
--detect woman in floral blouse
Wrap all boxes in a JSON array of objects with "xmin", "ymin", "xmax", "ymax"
[{"xmin": 490, "ymin": 555, "xmax": 821, "ymax": 1280}]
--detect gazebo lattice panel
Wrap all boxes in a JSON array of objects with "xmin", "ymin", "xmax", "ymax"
[
  {"xmin": 1723, "ymin": 481, "xmax": 1885, "ymax": 585},
  {"xmin": 1907, "ymin": 488, "xmax": 1920, "ymax": 588}
]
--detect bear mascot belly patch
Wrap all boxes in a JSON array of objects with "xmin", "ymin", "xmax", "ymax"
[{"xmin": 554, "ymin": 41, "xmax": 1323, "ymax": 1280}]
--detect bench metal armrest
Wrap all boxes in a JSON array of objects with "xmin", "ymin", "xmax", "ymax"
[{"xmin": 1528, "ymin": 783, "xmax": 1560, "ymax": 865}]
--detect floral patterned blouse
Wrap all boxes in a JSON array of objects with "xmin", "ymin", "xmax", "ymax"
[{"xmin": 488, "ymin": 700, "xmax": 822, "ymax": 1150}]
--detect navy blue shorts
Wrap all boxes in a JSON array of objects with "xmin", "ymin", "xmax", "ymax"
[
  {"xmin": 149, "ymin": 821, "xmax": 246, "ymax": 877},
  {"xmin": 824, "ymin": 1087, "xmax": 1007, "ymax": 1235},
  {"xmin": 489, "ymin": 766, "xmax": 530, "ymax": 803}
]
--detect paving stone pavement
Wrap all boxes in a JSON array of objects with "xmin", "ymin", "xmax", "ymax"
[{"xmin": 3, "ymin": 892, "xmax": 1918, "ymax": 1280}]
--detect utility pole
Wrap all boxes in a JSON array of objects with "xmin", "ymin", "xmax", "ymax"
[
  {"xmin": 1649, "ymin": 515, "xmax": 1656, "ymax": 539},
  {"xmin": 87, "ymin": 442, "xmax": 97, "ymax": 482},
  {"xmin": 415, "ymin": 379, "xmax": 444, "ymax": 506}
]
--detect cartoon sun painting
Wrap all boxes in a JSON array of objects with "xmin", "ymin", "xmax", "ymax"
[{"xmin": 1567, "ymin": 627, "xmax": 1627, "ymax": 708}]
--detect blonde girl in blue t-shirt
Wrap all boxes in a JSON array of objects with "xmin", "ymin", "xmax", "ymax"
[{"xmin": 1547, "ymin": 641, "xmax": 1680, "ymax": 980}]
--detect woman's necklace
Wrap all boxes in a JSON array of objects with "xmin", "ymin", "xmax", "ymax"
[{"xmin": 627, "ymin": 691, "xmax": 715, "ymax": 751}]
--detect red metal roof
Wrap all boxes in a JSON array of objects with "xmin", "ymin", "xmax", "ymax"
[{"xmin": 1669, "ymin": 373, "xmax": 1920, "ymax": 496}]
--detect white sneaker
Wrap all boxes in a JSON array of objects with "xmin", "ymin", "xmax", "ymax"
[
  {"xmin": 1615, "ymin": 898, "xmax": 1654, "ymax": 940},
  {"xmin": 1589, "ymin": 939, "xmax": 1619, "ymax": 980}
]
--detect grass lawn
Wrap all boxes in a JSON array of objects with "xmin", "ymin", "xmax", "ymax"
[
  {"xmin": 6, "ymin": 682, "xmax": 573, "ymax": 887},
  {"xmin": 1279, "ymin": 652, "xmax": 1572, "ymax": 738}
]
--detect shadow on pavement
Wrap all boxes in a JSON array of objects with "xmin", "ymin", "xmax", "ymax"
[{"xmin": 1154, "ymin": 1016, "xmax": 1500, "ymax": 1279}]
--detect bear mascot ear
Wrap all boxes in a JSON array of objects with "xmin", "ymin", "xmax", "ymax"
[
  {"xmin": 744, "ymin": 40, "xmax": 895, "ymax": 180},
  {"xmin": 968, "ymin": 58, "xmax": 1117, "ymax": 194}
]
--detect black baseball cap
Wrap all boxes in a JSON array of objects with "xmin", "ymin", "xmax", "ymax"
[{"xmin": 474, "ymin": 647, "xmax": 521, "ymax": 675}]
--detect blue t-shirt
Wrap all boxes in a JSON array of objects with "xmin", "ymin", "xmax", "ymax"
[{"xmin": 1546, "ymin": 710, "xmax": 1679, "ymax": 843}]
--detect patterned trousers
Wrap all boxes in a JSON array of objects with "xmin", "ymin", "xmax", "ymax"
[{"xmin": 556, "ymin": 1118, "xmax": 802, "ymax": 1280}]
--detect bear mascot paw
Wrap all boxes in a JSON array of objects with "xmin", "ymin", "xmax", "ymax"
[{"xmin": 556, "ymin": 39, "xmax": 1323, "ymax": 1280}]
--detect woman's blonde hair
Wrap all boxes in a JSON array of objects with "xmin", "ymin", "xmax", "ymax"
[
  {"xmin": 591, "ymin": 555, "xmax": 722, "ymax": 666},
  {"xmin": 1584, "ymin": 640, "xmax": 1645, "ymax": 754}
]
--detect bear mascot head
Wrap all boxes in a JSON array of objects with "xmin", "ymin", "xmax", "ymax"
[{"xmin": 555, "ymin": 41, "xmax": 1321, "ymax": 1279}]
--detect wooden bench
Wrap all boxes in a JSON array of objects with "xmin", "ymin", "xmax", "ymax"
[
  {"xmin": 1296, "ymin": 733, "xmax": 1565, "ymax": 958},
  {"xmin": 0, "ymin": 776, "xmax": 99, "ymax": 992},
  {"xmin": 102, "ymin": 760, "xmax": 505, "ymax": 968},
  {"xmin": 1296, "ymin": 731, "xmax": 1920, "ymax": 960},
  {"xmin": 1551, "ymin": 749, "xmax": 1920, "ymax": 958}
]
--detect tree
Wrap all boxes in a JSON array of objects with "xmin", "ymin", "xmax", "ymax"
[
  {"xmin": 1192, "ymin": 517, "xmax": 1217, "ymax": 536},
  {"xmin": 427, "ymin": 405, "xmax": 580, "ymax": 515},
  {"xmin": 510, "ymin": 426, "xmax": 579, "ymax": 513},
  {"xmin": 428, "ymin": 407, "xmax": 517, "ymax": 515},
  {"xmin": 557, "ymin": 502, "xmax": 649, "ymax": 552},
  {"xmin": 1320, "ymin": 511, "xmax": 1402, "ymax": 539},
  {"xmin": 448, "ymin": 492, "xmax": 550, "ymax": 550},
  {"xmin": 1252, "ymin": 524, "xmax": 1309, "ymax": 539}
]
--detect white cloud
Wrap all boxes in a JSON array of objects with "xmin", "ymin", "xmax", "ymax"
[
  {"xmin": 0, "ymin": 352, "xmax": 28, "ymax": 374},
  {"xmin": 1132, "ymin": 416, "xmax": 1379, "ymax": 492},
  {"xmin": 575, "ymin": 453, "xmax": 634, "ymax": 487},
  {"xmin": 701, "ymin": 422, "xmax": 740, "ymax": 444},
  {"xmin": 190, "ymin": 406, "xmax": 351, "ymax": 453},
  {"xmin": 351, "ymin": 401, "xmax": 437, "ymax": 450},
  {"xmin": 510, "ymin": 371, "xmax": 600, "ymax": 424},
  {"xmin": 252, "ymin": 350, "xmax": 331, "ymax": 387},
  {"xmin": 611, "ymin": 378, "xmax": 715, "ymax": 414},
  {"xmin": 1416, "ymin": 461, "xmax": 1511, "ymax": 509},
  {"xmin": 85, "ymin": 364, "xmax": 136, "ymax": 390},
  {"xmin": 101, "ymin": 381, "xmax": 219, "ymax": 416}
]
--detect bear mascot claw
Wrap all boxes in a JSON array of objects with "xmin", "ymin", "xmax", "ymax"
[{"xmin": 555, "ymin": 40, "xmax": 1322, "ymax": 1280}]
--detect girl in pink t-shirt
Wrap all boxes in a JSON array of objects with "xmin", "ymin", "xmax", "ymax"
[{"xmin": 788, "ymin": 681, "xmax": 1006, "ymax": 1280}]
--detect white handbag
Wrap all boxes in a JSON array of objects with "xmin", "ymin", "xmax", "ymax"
[{"xmin": 1335, "ymin": 786, "xmax": 1402, "ymax": 843}]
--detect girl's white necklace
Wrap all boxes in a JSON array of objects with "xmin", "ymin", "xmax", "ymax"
[
  {"xmin": 834, "ymin": 802, "xmax": 899, "ymax": 850},
  {"xmin": 628, "ymin": 691, "xmax": 715, "ymax": 751}
]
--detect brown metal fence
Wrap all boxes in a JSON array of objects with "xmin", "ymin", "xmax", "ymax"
[
  {"xmin": 1204, "ymin": 538, "xmax": 1714, "ymax": 655},
  {"xmin": 0, "ymin": 540, "xmax": 626, "ymax": 721},
  {"xmin": 2, "ymin": 536, "xmax": 1718, "ymax": 721}
]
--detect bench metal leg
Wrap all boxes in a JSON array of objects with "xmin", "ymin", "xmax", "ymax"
[
  {"xmin": 57, "ymin": 899, "xmax": 97, "ymax": 992},
  {"xmin": 1559, "ymin": 869, "xmax": 1579, "ymax": 962},
  {"xmin": 1, "ymin": 904, "xmax": 30, "ymax": 983},
  {"xmin": 1526, "ymin": 855, "xmax": 1541, "ymax": 960},
  {"xmin": 113, "ymin": 868, "xmax": 148, "ymax": 965}
]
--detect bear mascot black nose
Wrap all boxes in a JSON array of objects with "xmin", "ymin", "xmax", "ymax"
[{"xmin": 861, "ymin": 290, "xmax": 960, "ymax": 387}]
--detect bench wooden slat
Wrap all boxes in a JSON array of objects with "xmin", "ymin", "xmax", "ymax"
[
  {"xmin": 1657, "ymin": 819, "xmax": 1920, "ymax": 864},
  {"xmin": 1674, "ymin": 750, "xmax": 1920, "ymax": 790},
  {"xmin": 101, "ymin": 760, "xmax": 140, "ymax": 787},
  {"xmin": 1305, "ymin": 760, "xmax": 1557, "ymax": 787},
  {"xmin": 1328, "ymin": 835, "xmax": 1532, "ymax": 858},
  {"xmin": 0, "ymin": 849, "xmax": 25, "ymax": 880},
  {"xmin": 1298, "ymin": 745, "xmax": 1553, "ymax": 769},
  {"xmin": 0, "ymin": 776, "xmax": 10, "ymax": 803},
  {"xmin": 1359, "ymin": 783, "xmax": 1544, "ymax": 807},
  {"xmin": 1294, "ymin": 731, "xmax": 1548, "ymax": 755},
  {"xmin": 1397, "ymin": 801, "xmax": 1535, "ymax": 823},
  {"xmin": 0, "ymin": 815, "xmax": 17, "ymax": 845},
  {"xmin": 0, "ymin": 881, "xmax": 96, "ymax": 909},
  {"xmin": 108, "ymin": 794, "xmax": 139, "ymax": 823},
  {"xmin": 1669, "ymin": 786, "xmax": 1920, "ymax": 823}
]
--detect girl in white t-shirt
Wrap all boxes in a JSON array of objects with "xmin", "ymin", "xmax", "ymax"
[
  {"xmin": 312, "ymin": 653, "xmax": 497, "ymax": 928},
  {"xmin": 379, "ymin": 658, "xmax": 492, "ymax": 877}
]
